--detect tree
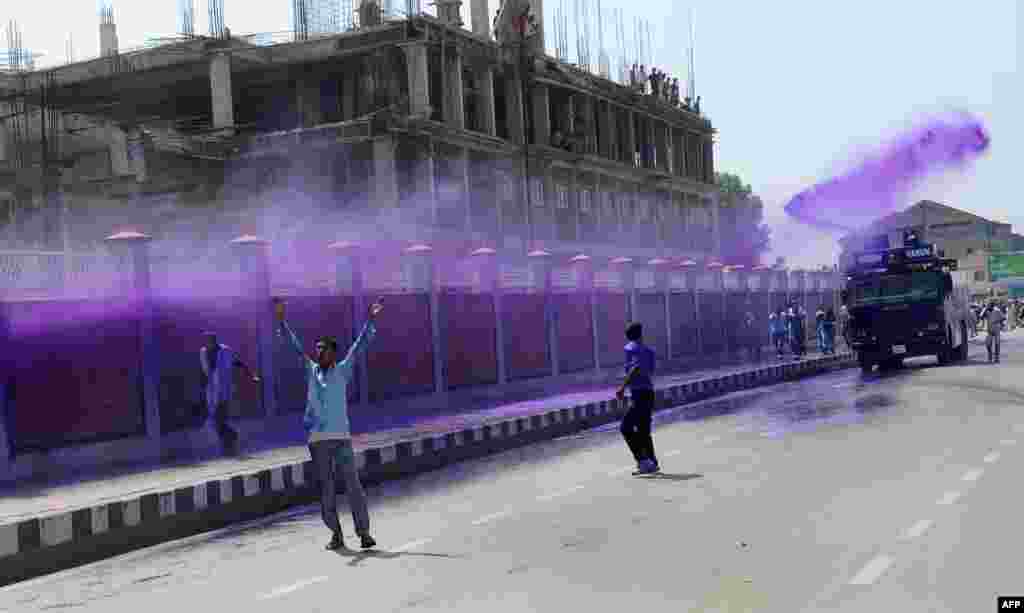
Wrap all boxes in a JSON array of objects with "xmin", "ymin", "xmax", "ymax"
[
  {"xmin": 715, "ymin": 172, "xmax": 752, "ymax": 198},
  {"xmin": 715, "ymin": 173, "xmax": 771, "ymax": 267}
]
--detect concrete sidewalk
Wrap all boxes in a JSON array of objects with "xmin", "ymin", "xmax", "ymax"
[{"xmin": 0, "ymin": 350, "xmax": 854, "ymax": 586}]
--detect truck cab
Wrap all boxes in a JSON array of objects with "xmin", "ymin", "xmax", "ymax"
[{"xmin": 842, "ymin": 242, "xmax": 969, "ymax": 373}]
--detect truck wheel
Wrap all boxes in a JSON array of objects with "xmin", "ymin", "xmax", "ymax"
[
  {"xmin": 859, "ymin": 355, "xmax": 873, "ymax": 374},
  {"xmin": 958, "ymin": 323, "xmax": 969, "ymax": 361}
]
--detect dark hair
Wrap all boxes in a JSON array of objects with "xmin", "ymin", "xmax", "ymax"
[
  {"xmin": 316, "ymin": 336, "xmax": 339, "ymax": 352},
  {"xmin": 625, "ymin": 322, "xmax": 643, "ymax": 341}
]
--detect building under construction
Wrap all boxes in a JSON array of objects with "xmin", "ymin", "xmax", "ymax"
[{"xmin": 0, "ymin": 0, "xmax": 722, "ymax": 262}]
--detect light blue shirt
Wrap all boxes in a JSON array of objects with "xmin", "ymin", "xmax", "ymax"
[{"xmin": 281, "ymin": 320, "xmax": 376, "ymax": 441}]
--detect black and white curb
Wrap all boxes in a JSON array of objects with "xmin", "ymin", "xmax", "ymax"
[{"xmin": 0, "ymin": 352, "xmax": 853, "ymax": 586}]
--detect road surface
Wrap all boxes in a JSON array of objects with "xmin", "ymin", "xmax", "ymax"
[{"xmin": 1, "ymin": 335, "xmax": 1020, "ymax": 612}]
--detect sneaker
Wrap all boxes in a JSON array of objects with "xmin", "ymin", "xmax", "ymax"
[
  {"xmin": 360, "ymin": 534, "xmax": 377, "ymax": 549},
  {"xmin": 633, "ymin": 460, "xmax": 659, "ymax": 475},
  {"xmin": 325, "ymin": 533, "xmax": 344, "ymax": 551}
]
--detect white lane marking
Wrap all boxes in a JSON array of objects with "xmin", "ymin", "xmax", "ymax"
[
  {"xmin": 937, "ymin": 491, "xmax": 962, "ymax": 505},
  {"xmin": 962, "ymin": 468, "xmax": 984, "ymax": 482},
  {"xmin": 1000, "ymin": 439, "xmax": 1017, "ymax": 446},
  {"xmin": 472, "ymin": 510, "xmax": 511, "ymax": 526},
  {"xmin": 664, "ymin": 450, "xmax": 682, "ymax": 458},
  {"xmin": 537, "ymin": 485, "xmax": 585, "ymax": 502},
  {"xmin": 702, "ymin": 435, "xmax": 721, "ymax": 445},
  {"xmin": 259, "ymin": 576, "xmax": 329, "ymax": 600},
  {"xmin": 983, "ymin": 451, "xmax": 1000, "ymax": 464},
  {"xmin": 901, "ymin": 519, "xmax": 933, "ymax": 540},
  {"xmin": 849, "ymin": 555, "xmax": 894, "ymax": 585},
  {"xmin": 393, "ymin": 538, "xmax": 433, "ymax": 552}
]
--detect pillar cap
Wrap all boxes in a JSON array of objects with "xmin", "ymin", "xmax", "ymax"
[
  {"xmin": 752, "ymin": 264, "xmax": 772, "ymax": 271},
  {"xmin": 609, "ymin": 256, "xmax": 633, "ymax": 265},
  {"xmin": 328, "ymin": 240, "xmax": 360, "ymax": 251},
  {"xmin": 648, "ymin": 257, "xmax": 670, "ymax": 266},
  {"xmin": 677, "ymin": 259, "xmax": 698, "ymax": 267},
  {"xmin": 707, "ymin": 260, "xmax": 724, "ymax": 269},
  {"xmin": 230, "ymin": 234, "xmax": 269, "ymax": 246},
  {"xmin": 405, "ymin": 243, "xmax": 433, "ymax": 254},
  {"xmin": 470, "ymin": 247, "xmax": 497, "ymax": 257},
  {"xmin": 569, "ymin": 254, "xmax": 591, "ymax": 263},
  {"xmin": 527, "ymin": 249, "xmax": 552, "ymax": 258},
  {"xmin": 105, "ymin": 230, "xmax": 152, "ymax": 243},
  {"xmin": 723, "ymin": 264, "xmax": 745, "ymax": 272}
]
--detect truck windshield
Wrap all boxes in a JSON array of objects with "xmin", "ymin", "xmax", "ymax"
[{"xmin": 850, "ymin": 272, "xmax": 941, "ymax": 306}]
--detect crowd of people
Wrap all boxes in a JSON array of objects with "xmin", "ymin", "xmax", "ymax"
[
  {"xmin": 970, "ymin": 298, "xmax": 1022, "ymax": 363},
  {"xmin": 765, "ymin": 303, "xmax": 841, "ymax": 360},
  {"xmin": 627, "ymin": 63, "xmax": 700, "ymax": 114}
]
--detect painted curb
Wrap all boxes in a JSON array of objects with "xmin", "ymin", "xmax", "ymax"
[{"xmin": 0, "ymin": 352, "xmax": 854, "ymax": 586}]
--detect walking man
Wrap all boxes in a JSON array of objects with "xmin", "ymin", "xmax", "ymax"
[
  {"xmin": 199, "ymin": 332, "xmax": 259, "ymax": 456},
  {"xmin": 616, "ymin": 322, "xmax": 660, "ymax": 476},
  {"xmin": 769, "ymin": 309, "xmax": 787, "ymax": 359},
  {"xmin": 982, "ymin": 300, "xmax": 1005, "ymax": 363},
  {"xmin": 277, "ymin": 298, "xmax": 384, "ymax": 550}
]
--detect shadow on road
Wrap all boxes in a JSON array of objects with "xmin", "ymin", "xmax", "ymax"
[
  {"xmin": 333, "ymin": 547, "xmax": 467, "ymax": 567},
  {"xmin": 635, "ymin": 472, "xmax": 703, "ymax": 482}
]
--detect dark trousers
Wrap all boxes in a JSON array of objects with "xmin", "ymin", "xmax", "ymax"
[
  {"xmin": 210, "ymin": 401, "xmax": 239, "ymax": 452},
  {"xmin": 309, "ymin": 438, "xmax": 370, "ymax": 537},
  {"xmin": 621, "ymin": 389, "xmax": 657, "ymax": 465}
]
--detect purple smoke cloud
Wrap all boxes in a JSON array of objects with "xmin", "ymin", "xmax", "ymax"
[{"xmin": 783, "ymin": 111, "xmax": 991, "ymax": 233}]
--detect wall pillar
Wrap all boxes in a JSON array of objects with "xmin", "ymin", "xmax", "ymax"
[
  {"xmin": 528, "ymin": 249, "xmax": 555, "ymax": 375},
  {"xmin": 340, "ymin": 71, "xmax": 356, "ymax": 120},
  {"xmin": 404, "ymin": 244, "xmax": 445, "ymax": 393},
  {"xmin": 373, "ymin": 136, "xmax": 399, "ymax": 210},
  {"xmin": 471, "ymin": 0, "xmax": 490, "ymax": 38},
  {"xmin": 230, "ymin": 235, "xmax": 277, "ymax": 417},
  {"xmin": 104, "ymin": 231, "xmax": 160, "ymax": 446},
  {"xmin": 400, "ymin": 42, "xmax": 431, "ymax": 118},
  {"xmin": 532, "ymin": 83, "xmax": 551, "ymax": 146},
  {"xmin": 330, "ymin": 242, "xmax": 369, "ymax": 406},
  {"xmin": 209, "ymin": 52, "xmax": 235, "ymax": 131},
  {"xmin": 473, "ymin": 248, "xmax": 505, "ymax": 383},
  {"xmin": 296, "ymin": 71, "xmax": 323, "ymax": 127},
  {"xmin": 478, "ymin": 66, "xmax": 496, "ymax": 136},
  {"xmin": 0, "ymin": 302, "xmax": 11, "ymax": 476},
  {"xmin": 446, "ymin": 49, "xmax": 465, "ymax": 129},
  {"xmin": 624, "ymin": 110, "xmax": 636, "ymax": 168},
  {"xmin": 505, "ymin": 71, "xmax": 526, "ymax": 145}
]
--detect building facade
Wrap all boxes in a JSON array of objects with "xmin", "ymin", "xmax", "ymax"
[{"xmin": 0, "ymin": 2, "xmax": 721, "ymax": 265}]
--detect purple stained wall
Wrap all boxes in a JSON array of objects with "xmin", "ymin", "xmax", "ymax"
[
  {"xmin": 669, "ymin": 292, "xmax": 698, "ymax": 358},
  {"xmin": 5, "ymin": 299, "xmax": 144, "ymax": 452},
  {"xmin": 503, "ymin": 293, "xmax": 550, "ymax": 380},
  {"xmin": 553, "ymin": 292, "xmax": 594, "ymax": 374},
  {"xmin": 635, "ymin": 292, "xmax": 668, "ymax": 359},
  {"xmin": 698, "ymin": 292, "xmax": 725, "ymax": 355},
  {"xmin": 595, "ymin": 291, "xmax": 629, "ymax": 368},
  {"xmin": 366, "ymin": 292, "xmax": 434, "ymax": 401},
  {"xmin": 444, "ymin": 291, "xmax": 498, "ymax": 389}
]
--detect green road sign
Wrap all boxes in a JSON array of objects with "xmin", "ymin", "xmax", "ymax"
[{"xmin": 989, "ymin": 252, "xmax": 1024, "ymax": 282}]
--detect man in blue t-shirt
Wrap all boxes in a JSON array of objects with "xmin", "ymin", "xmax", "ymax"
[{"xmin": 616, "ymin": 322, "xmax": 660, "ymax": 475}]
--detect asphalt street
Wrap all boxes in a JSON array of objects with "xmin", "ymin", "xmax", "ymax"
[{"xmin": 1, "ymin": 333, "xmax": 1021, "ymax": 613}]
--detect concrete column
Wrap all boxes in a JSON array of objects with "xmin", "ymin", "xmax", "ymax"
[
  {"xmin": 296, "ymin": 73, "xmax": 323, "ymax": 127},
  {"xmin": 104, "ymin": 231, "xmax": 160, "ymax": 445},
  {"xmin": 446, "ymin": 50, "xmax": 465, "ymax": 129},
  {"xmin": 584, "ymin": 96, "xmax": 598, "ymax": 155},
  {"xmin": 400, "ymin": 42, "xmax": 431, "ymax": 118},
  {"xmin": 471, "ymin": 0, "xmax": 490, "ymax": 38},
  {"xmin": 341, "ymin": 71, "xmax": 356, "ymax": 120},
  {"xmin": 455, "ymin": 147, "xmax": 471, "ymax": 232},
  {"xmin": 330, "ymin": 242, "xmax": 369, "ymax": 406},
  {"xmin": 417, "ymin": 140, "xmax": 438, "ymax": 224},
  {"xmin": 657, "ymin": 122, "xmax": 670, "ymax": 173},
  {"xmin": 599, "ymin": 101, "xmax": 614, "ymax": 159},
  {"xmin": 100, "ymin": 23, "xmax": 119, "ymax": 57},
  {"xmin": 478, "ymin": 66, "xmax": 496, "ymax": 136},
  {"xmin": 613, "ymin": 257, "xmax": 637, "ymax": 322},
  {"xmin": 230, "ymin": 235, "xmax": 277, "ymax": 417},
  {"xmin": 210, "ymin": 53, "xmax": 234, "ymax": 131},
  {"xmin": 687, "ymin": 268, "xmax": 702, "ymax": 353},
  {"xmin": 373, "ymin": 136, "xmax": 399, "ymax": 209},
  {"xmin": 624, "ymin": 110, "xmax": 636, "ymax": 168},
  {"xmin": 532, "ymin": 83, "xmax": 551, "ymax": 146},
  {"xmin": 505, "ymin": 72, "xmax": 526, "ymax": 145}
]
